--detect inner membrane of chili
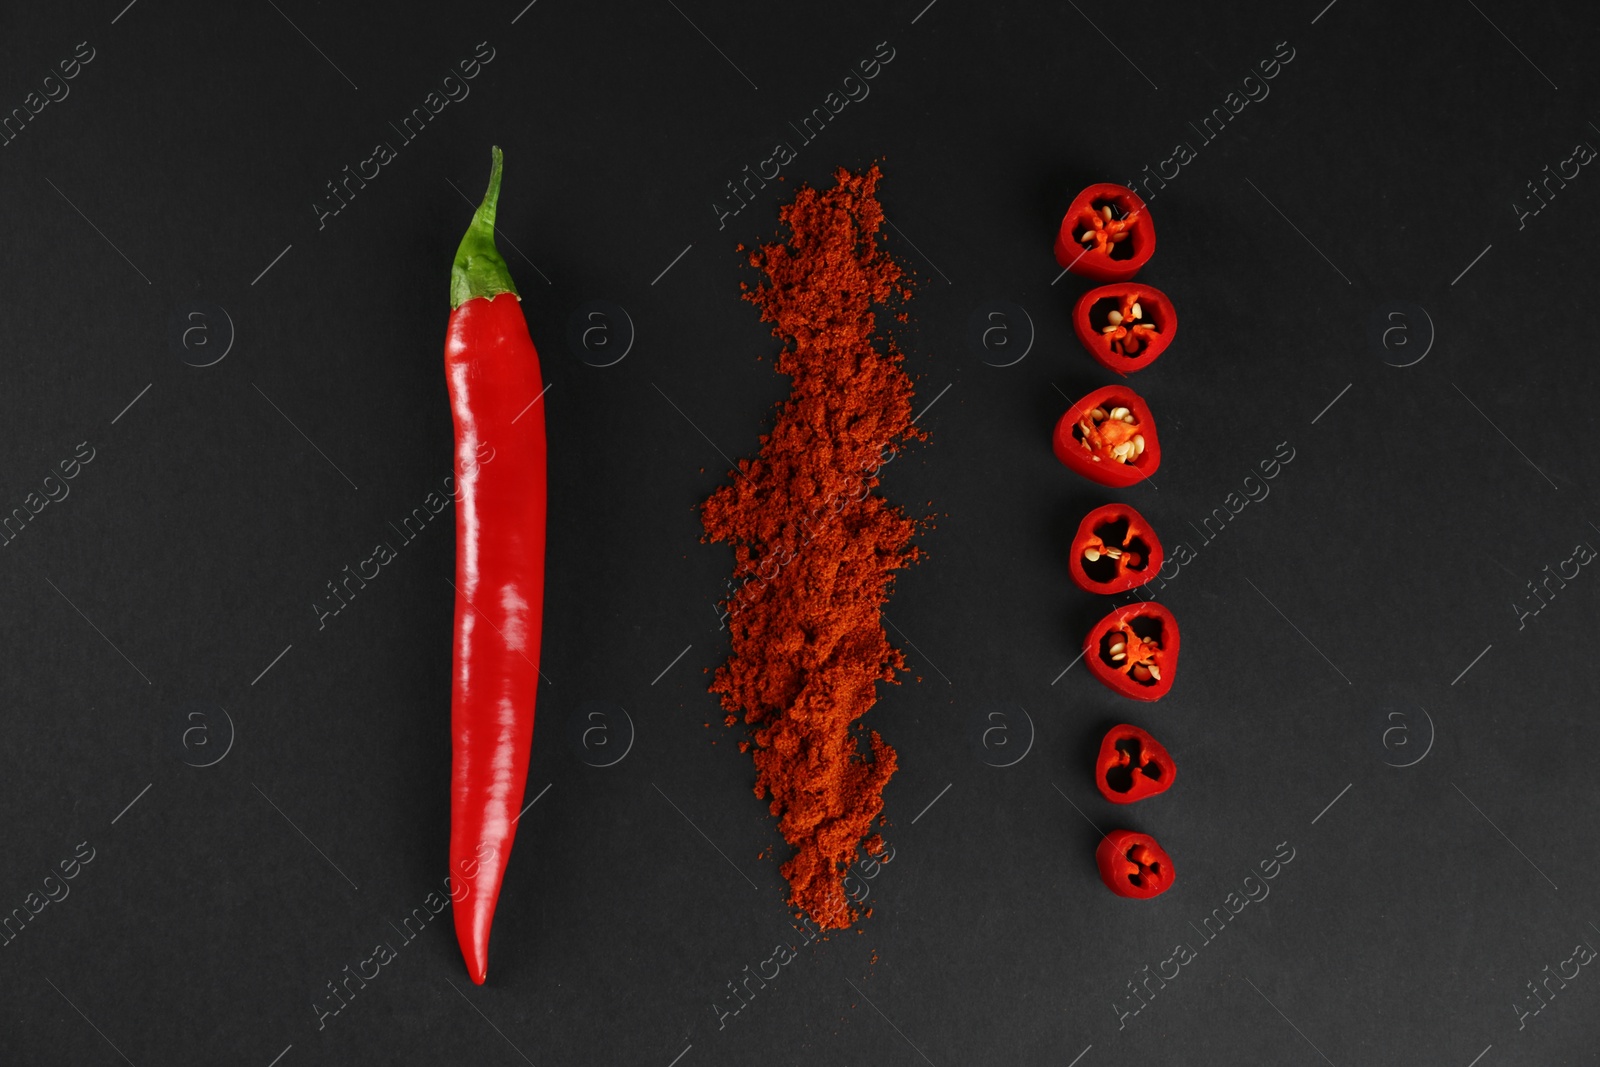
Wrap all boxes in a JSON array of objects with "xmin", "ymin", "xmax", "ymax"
[
  {"xmin": 1095, "ymin": 828, "xmax": 1176, "ymax": 899},
  {"xmin": 1080, "ymin": 519, "xmax": 1152, "ymax": 583},
  {"xmin": 1105, "ymin": 737, "xmax": 1161, "ymax": 793},
  {"xmin": 1074, "ymin": 198, "xmax": 1141, "ymax": 261},
  {"xmin": 1099, "ymin": 616, "xmax": 1165, "ymax": 685},
  {"xmin": 1073, "ymin": 401, "xmax": 1148, "ymax": 467}
]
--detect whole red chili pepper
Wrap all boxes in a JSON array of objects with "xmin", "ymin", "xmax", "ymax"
[
  {"xmin": 1072, "ymin": 283, "xmax": 1177, "ymax": 375},
  {"xmin": 445, "ymin": 147, "xmax": 547, "ymax": 985},
  {"xmin": 1095, "ymin": 724, "xmax": 1176, "ymax": 804},
  {"xmin": 1096, "ymin": 829, "xmax": 1175, "ymax": 899},
  {"xmin": 1084, "ymin": 602, "xmax": 1180, "ymax": 701},
  {"xmin": 1054, "ymin": 183, "xmax": 1156, "ymax": 282},
  {"xmin": 1052, "ymin": 385, "xmax": 1161, "ymax": 487},
  {"xmin": 1069, "ymin": 502, "xmax": 1164, "ymax": 595}
]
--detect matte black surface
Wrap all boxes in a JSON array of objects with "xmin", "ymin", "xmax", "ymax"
[{"xmin": 2, "ymin": 1, "xmax": 1597, "ymax": 1064}]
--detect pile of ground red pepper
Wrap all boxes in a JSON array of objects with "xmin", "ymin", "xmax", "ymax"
[{"xmin": 702, "ymin": 166, "xmax": 920, "ymax": 929}]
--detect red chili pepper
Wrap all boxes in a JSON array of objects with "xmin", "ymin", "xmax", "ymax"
[
  {"xmin": 1096, "ymin": 828, "xmax": 1176, "ymax": 899},
  {"xmin": 445, "ymin": 147, "xmax": 548, "ymax": 985},
  {"xmin": 1052, "ymin": 385, "xmax": 1161, "ymax": 487},
  {"xmin": 1072, "ymin": 284, "xmax": 1177, "ymax": 375},
  {"xmin": 1069, "ymin": 503, "xmax": 1164, "ymax": 595},
  {"xmin": 1054, "ymin": 183, "xmax": 1156, "ymax": 282},
  {"xmin": 1095, "ymin": 724, "xmax": 1176, "ymax": 804},
  {"xmin": 1084, "ymin": 602, "xmax": 1180, "ymax": 701}
]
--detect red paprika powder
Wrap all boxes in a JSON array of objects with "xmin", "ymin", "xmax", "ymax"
[{"xmin": 702, "ymin": 166, "xmax": 922, "ymax": 930}]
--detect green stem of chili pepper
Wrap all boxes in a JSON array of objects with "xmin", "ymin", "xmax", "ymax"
[{"xmin": 450, "ymin": 145, "xmax": 520, "ymax": 309}]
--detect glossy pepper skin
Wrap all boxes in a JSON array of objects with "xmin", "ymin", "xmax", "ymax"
[
  {"xmin": 1052, "ymin": 385, "xmax": 1161, "ymax": 488},
  {"xmin": 1072, "ymin": 284, "xmax": 1177, "ymax": 375},
  {"xmin": 1054, "ymin": 183, "xmax": 1156, "ymax": 282},
  {"xmin": 1084, "ymin": 602, "xmax": 1180, "ymax": 701},
  {"xmin": 1069, "ymin": 503, "xmax": 1163, "ymax": 595},
  {"xmin": 1096, "ymin": 829, "xmax": 1176, "ymax": 899},
  {"xmin": 445, "ymin": 147, "xmax": 547, "ymax": 986},
  {"xmin": 1095, "ymin": 724, "xmax": 1176, "ymax": 804}
]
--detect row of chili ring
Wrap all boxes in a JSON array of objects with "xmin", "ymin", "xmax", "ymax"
[{"xmin": 1053, "ymin": 183, "xmax": 1180, "ymax": 901}]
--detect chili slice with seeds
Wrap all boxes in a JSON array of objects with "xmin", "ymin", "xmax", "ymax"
[
  {"xmin": 1069, "ymin": 502, "xmax": 1163, "ymax": 594},
  {"xmin": 1084, "ymin": 602, "xmax": 1179, "ymax": 701},
  {"xmin": 1073, "ymin": 284, "xmax": 1177, "ymax": 375},
  {"xmin": 1052, "ymin": 385, "xmax": 1161, "ymax": 488},
  {"xmin": 1054, "ymin": 183, "xmax": 1156, "ymax": 283}
]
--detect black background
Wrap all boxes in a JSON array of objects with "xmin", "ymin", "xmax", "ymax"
[{"xmin": 2, "ymin": 1, "xmax": 1597, "ymax": 1064}]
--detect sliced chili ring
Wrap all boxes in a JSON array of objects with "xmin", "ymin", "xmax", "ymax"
[
  {"xmin": 1095, "ymin": 724, "xmax": 1176, "ymax": 804},
  {"xmin": 1053, "ymin": 183, "xmax": 1156, "ymax": 283},
  {"xmin": 1072, "ymin": 284, "xmax": 1176, "ymax": 375},
  {"xmin": 1051, "ymin": 385, "xmax": 1161, "ymax": 488},
  {"xmin": 1096, "ymin": 828, "xmax": 1175, "ymax": 899},
  {"xmin": 1084, "ymin": 602, "xmax": 1179, "ymax": 702},
  {"xmin": 1069, "ymin": 503, "xmax": 1163, "ymax": 594}
]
